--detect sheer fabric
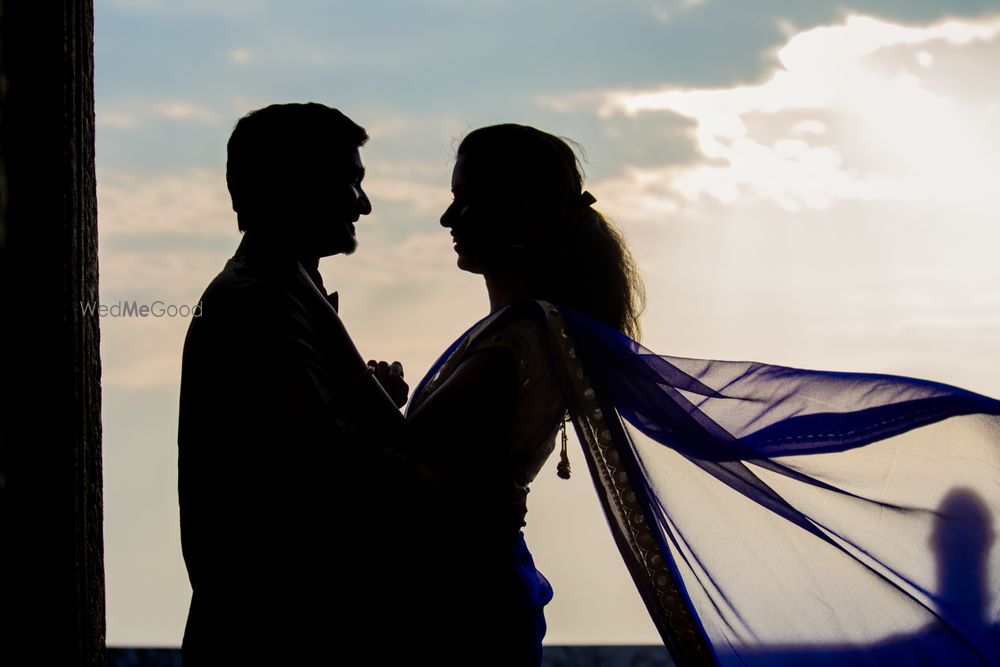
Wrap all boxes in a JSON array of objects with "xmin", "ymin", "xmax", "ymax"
[{"xmin": 416, "ymin": 300, "xmax": 1000, "ymax": 667}]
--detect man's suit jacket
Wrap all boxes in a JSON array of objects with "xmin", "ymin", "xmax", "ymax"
[{"xmin": 177, "ymin": 248, "xmax": 399, "ymax": 664}]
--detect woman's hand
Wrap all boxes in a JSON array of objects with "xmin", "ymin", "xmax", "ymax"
[{"xmin": 368, "ymin": 359, "xmax": 409, "ymax": 408}]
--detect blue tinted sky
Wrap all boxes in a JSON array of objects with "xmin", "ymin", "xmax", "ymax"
[{"xmin": 95, "ymin": 0, "xmax": 1000, "ymax": 646}]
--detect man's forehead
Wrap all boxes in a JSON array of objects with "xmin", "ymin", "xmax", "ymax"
[
  {"xmin": 346, "ymin": 146, "xmax": 364, "ymax": 172},
  {"xmin": 300, "ymin": 145, "xmax": 363, "ymax": 174},
  {"xmin": 335, "ymin": 146, "xmax": 364, "ymax": 172}
]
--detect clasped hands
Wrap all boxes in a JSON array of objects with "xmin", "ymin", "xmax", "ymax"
[{"xmin": 368, "ymin": 359, "xmax": 408, "ymax": 408}]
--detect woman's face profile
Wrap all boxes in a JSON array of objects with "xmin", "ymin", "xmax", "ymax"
[{"xmin": 441, "ymin": 152, "xmax": 531, "ymax": 274}]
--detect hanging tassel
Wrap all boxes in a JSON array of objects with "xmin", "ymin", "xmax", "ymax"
[{"xmin": 557, "ymin": 414, "xmax": 571, "ymax": 479}]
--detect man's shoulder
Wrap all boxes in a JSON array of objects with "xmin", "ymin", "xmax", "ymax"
[
  {"xmin": 202, "ymin": 257, "xmax": 283, "ymax": 301},
  {"xmin": 198, "ymin": 257, "xmax": 309, "ymax": 321},
  {"xmin": 181, "ymin": 259, "xmax": 310, "ymax": 357}
]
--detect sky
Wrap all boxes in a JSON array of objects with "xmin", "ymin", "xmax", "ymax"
[{"xmin": 95, "ymin": 0, "xmax": 1000, "ymax": 646}]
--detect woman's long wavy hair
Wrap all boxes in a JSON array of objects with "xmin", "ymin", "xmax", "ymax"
[{"xmin": 457, "ymin": 124, "xmax": 645, "ymax": 339}]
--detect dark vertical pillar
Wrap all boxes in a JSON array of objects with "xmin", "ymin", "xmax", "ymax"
[{"xmin": 0, "ymin": 1, "xmax": 105, "ymax": 665}]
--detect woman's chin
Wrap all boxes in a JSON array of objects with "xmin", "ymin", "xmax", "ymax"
[{"xmin": 455, "ymin": 253, "xmax": 487, "ymax": 275}]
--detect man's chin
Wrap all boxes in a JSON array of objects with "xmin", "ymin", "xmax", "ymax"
[{"xmin": 316, "ymin": 235, "xmax": 358, "ymax": 257}]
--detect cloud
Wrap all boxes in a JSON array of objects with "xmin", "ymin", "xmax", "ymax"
[
  {"xmin": 667, "ymin": 139, "xmax": 902, "ymax": 211},
  {"xmin": 535, "ymin": 89, "xmax": 607, "ymax": 114},
  {"xmin": 228, "ymin": 48, "xmax": 254, "ymax": 64},
  {"xmin": 649, "ymin": 4, "xmax": 672, "ymax": 25},
  {"xmin": 98, "ymin": 168, "xmax": 235, "ymax": 238},
  {"xmin": 590, "ymin": 13, "xmax": 1000, "ymax": 212},
  {"xmin": 97, "ymin": 112, "xmax": 141, "ymax": 130},
  {"xmin": 620, "ymin": 0, "xmax": 710, "ymax": 26},
  {"xmin": 154, "ymin": 101, "xmax": 222, "ymax": 123},
  {"xmin": 569, "ymin": 10, "xmax": 1000, "ymax": 386},
  {"xmin": 100, "ymin": 247, "xmax": 228, "ymax": 299},
  {"xmin": 364, "ymin": 164, "xmax": 453, "ymax": 216},
  {"xmin": 97, "ymin": 99, "xmax": 224, "ymax": 130},
  {"xmin": 588, "ymin": 166, "xmax": 681, "ymax": 227}
]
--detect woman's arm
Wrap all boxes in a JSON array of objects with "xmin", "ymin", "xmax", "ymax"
[{"xmin": 405, "ymin": 345, "xmax": 520, "ymax": 476}]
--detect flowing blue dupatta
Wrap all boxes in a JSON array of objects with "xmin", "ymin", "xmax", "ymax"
[{"xmin": 411, "ymin": 300, "xmax": 1000, "ymax": 667}]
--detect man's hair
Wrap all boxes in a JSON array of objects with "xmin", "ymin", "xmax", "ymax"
[{"xmin": 226, "ymin": 103, "xmax": 368, "ymax": 230}]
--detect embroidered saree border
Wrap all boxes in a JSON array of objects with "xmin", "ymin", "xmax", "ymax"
[{"xmin": 541, "ymin": 303, "xmax": 716, "ymax": 667}]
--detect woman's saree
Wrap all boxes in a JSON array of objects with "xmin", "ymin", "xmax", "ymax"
[{"xmin": 414, "ymin": 300, "xmax": 1000, "ymax": 667}]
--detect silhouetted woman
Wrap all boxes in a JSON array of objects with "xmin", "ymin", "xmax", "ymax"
[{"xmin": 397, "ymin": 124, "xmax": 646, "ymax": 665}]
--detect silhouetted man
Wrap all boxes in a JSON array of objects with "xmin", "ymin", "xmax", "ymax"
[{"xmin": 177, "ymin": 103, "xmax": 410, "ymax": 665}]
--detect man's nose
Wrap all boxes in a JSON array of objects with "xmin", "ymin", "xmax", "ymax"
[{"xmin": 357, "ymin": 186, "xmax": 372, "ymax": 215}]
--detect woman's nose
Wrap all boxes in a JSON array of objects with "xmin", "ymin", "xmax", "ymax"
[{"xmin": 440, "ymin": 201, "xmax": 458, "ymax": 228}]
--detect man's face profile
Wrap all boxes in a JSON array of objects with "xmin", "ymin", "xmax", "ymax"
[{"xmin": 279, "ymin": 145, "xmax": 372, "ymax": 258}]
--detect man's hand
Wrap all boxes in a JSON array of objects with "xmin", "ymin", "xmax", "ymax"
[{"xmin": 368, "ymin": 359, "xmax": 408, "ymax": 408}]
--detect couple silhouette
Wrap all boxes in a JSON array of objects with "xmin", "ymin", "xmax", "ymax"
[
  {"xmin": 177, "ymin": 103, "xmax": 1000, "ymax": 667},
  {"xmin": 176, "ymin": 103, "xmax": 628, "ymax": 666}
]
